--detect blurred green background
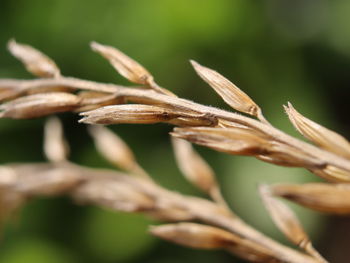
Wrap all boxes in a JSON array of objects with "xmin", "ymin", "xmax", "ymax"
[{"xmin": 0, "ymin": 0, "xmax": 349, "ymax": 262}]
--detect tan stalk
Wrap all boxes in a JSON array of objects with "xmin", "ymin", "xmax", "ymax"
[
  {"xmin": 0, "ymin": 162, "xmax": 320, "ymax": 263},
  {"xmin": 2, "ymin": 77, "xmax": 348, "ymax": 180},
  {"xmin": 3, "ymin": 41, "xmax": 350, "ymax": 262}
]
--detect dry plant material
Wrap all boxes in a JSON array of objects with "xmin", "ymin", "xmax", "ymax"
[
  {"xmin": 172, "ymin": 127, "xmax": 267, "ymax": 156},
  {"xmin": 91, "ymin": 42, "xmax": 174, "ymax": 96},
  {"xmin": 150, "ymin": 223, "xmax": 279, "ymax": 263},
  {"xmin": 271, "ymin": 183, "xmax": 350, "ymax": 215},
  {"xmin": 80, "ymin": 104, "xmax": 218, "ymax": 127},
  {"xmin": 190, "ymin": 60, "xmax": 268, "ymax": 123},
  {"xmin": 259, "ymin": 185, "xmax": 326, "ymax": 263},
  {"xmin": 91, "ymin": 42, "xmax": 152, "ymax": 85},
  {"xmin": 3, "ymin": 40, "xmax": 350, "ymax": 263},
  {"xmin": 74, "ymin": 177, "xmax": 155, "ymax": 212},
  {"xmin": 285, "ymin": 102, "xmax": 350, "ymax": 159},
  {"xmin": 80, "ymin": 104, "xmax": 179, "ymax": 124},
  {"xmin": 0, "ymin": 84, "xmax": 23, "ymax": 102},
  {"xmin": 171, "ymin": 138, "xmax": 229, "ymax": 209},
  {"xmin": 0, "ymin": 122, "xmax": 318, "ymax": 263},
  {"xmin": 150, "ymin": 222, "xmax": 239, "ymax": 249},
  {"xmin": 44, "ymin": 116, "xmax": 69, "ymax": 163},
  {"xmin": 259, "ymin": 185, "xmax": 310, "ymax": 247},
  {"xmin": 190, "ymin": 60, "xmax": 259, "ymax": 116},
  {"xmin": 8, "ymin": 39, "xmax": 61, "ymax": 78},
  {"xmin": 75, "ymin": 91, "xmax": 121, "ymax": 112},
  {"xmin": 171, "ymin": 137, "xmax": 216, "ymax": 193},
  {"xmin": 88, "ymin": 125, "xmax": 135, "ymax": 169},
  {"xmin": 0, "ymin": 92, "xmax": 80, "ymax": 119},
  {"xmin": 316, "ymin": 164, "xmax": 350, "ymax": 182},
  {"xmin": 88, "ymin": 125, "xmax": 148, "ymax": 177}
]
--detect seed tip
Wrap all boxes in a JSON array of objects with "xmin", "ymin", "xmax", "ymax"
[
  {"xmin": 258, "ymin": 184, "xmax": 271, "ymax": 196},
  {"xmin": 90, "ymin": 41, "xmax": 101, "ymax": 51},
  {"xmin": 7, "ymin": 38, "xmax": 16, "ymax": 48},
  {"xmin": 189, "ymin": 59, "xmax": 201, "ymax": 69},
  {"xmin": 148, "ymin": 225, "xmax": 157, "ymax": 233},
  {"xmin": 287, "ymin": 101, "xmax": 294, "ymax": 108},
  {"xmin": 78, "ymin": 117, "xmax": 89, "ymax": 123}
]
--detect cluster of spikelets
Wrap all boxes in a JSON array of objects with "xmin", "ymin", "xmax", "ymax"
[{"xmin": 1, "ymin": 40, "xmax": 350, "ymax": 263}]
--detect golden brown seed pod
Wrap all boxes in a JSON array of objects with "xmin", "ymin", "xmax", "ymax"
[
  {"xmin": 44, "ymin": 117, "xmax": 70, "ymax": 163},
  {"xmin": 172, "ymin": 127, "xmax": 268, "ymax": 156},
  {"xmin": 0, "ymin": 83, "xmax": 22, "ymax": 102},
  {"xmin": 88, "ymin": 125, "xmax": 148, "ymax": 177},
  {"xmin": 8, "ymin": 39, "xmax": 60, "ymax": 78},
  {"xmin": 0, "ymin": 80, "xmax": 74, "ymax": 102},
  {"xmin": 312, "ymin": 165, "xmax": 350, "ymax": 182},
  {"xmin": 79, "ymin": 104, "xmax": 179, "ymax": 125},
  {"xmin": 90, "ymin": 42, "xmax": 176, "ymax": 96},
  {"xmin": 262, "ymin": 142, "xmax": 326, "ymax": 168},
  {"xmin": 271, "ymin": 183, "xmax": 350, "ymax": 215},
  {"xmin": 88, "ymin": 125, "xmax": 135, "ymax": 170},
  {"xmin": 150, "ymin": 223, "xmax": 278, "ymax": 262},
  {"xmin": 146, "ymin": 207, "xmax": 195, "ymax": 222},
  {"xmin": 259, "ymin": 185, "xmax": 310, "ymax": 247},
  {"xmin": 191, "ymin": 60, "xmax": 261, "ymax": 117},
  {"xmin": 167, "ymin": 114, "xmax": 218, "ymax": 127},
  {"xmin": 173, "ymin": 127, "xmax": 325, "ymax": 169},
  {"xmin": 150, "ymin": 222, "xmax": 238, "ymax": 249},
  {"xmin": 0, "ymin": 92, "xmax": 81, "ymax": 119},
  {"xmin": 259, "ymin": 185, "xmax": 327, "ymax": 262},
  {"xmin": 285, "ymin": 102, "xmax": 350, "ymax": 159},
  {"xmin": 171, "ymin": 137, "xmax": 216, "ymax": 193},
  {"xmin": 91, "ymin": 41, "xmax": 152, "ymax": 85}
]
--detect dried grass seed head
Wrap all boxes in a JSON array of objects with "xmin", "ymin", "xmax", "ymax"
[
  {"xmin": 150, "ymin": 223, "xmax": 278, "ymax": 263},
  {"xmin": 259, "ymin": 185, "xmax": 311, "ymax": 250},
  {"xmin": 190, "ymin": 60, "xmax": 261, "ymax": 117},
  {"xmin": 317, "ymin": 165, "xmax": 350, "ymax": 182},
  {"xmin": 0, "ymin": 84, "xmax": 22, "ymax": 102},
  {"xmin": 8, "ymin": 39, "xmax": 60, "ymax": 78},
  {"xmin": 44, "ymin": 117, "xmax": 70, "ymax": 163},
  {"xmin": 79, "ymin": 104, "xmax": 180, "ymax": 125},
  {"xmin": 150, "ymin": 222, "xmax": 237, "ymax": 249},
  {"xmin": 88, "ymin": 125, "xmax": 137, "ymax": 172},
  {"xmin": 0, "ymin": 92, "xmax": 81, "ymax": 119},
  {"xmin": 271, "ymin": 183, "xmax": 350, "ymax": 215},
  {"xmin": 172, "ymin": 127, "xmax": 268, "ymax": 156},
  {"xmin": 91, "ymin": 41, "xmax": 152, "ymax": 85},
  {"xmin": 285, "ymin": 102, "xmax": 350, "ymax": 159},
  {"xmin": 171, "ymin": 137, "xmax": 216, "ymax": 193},
  {"xmin": 80, "ymin": 104, "xmax": 218, "ymax": 127}
]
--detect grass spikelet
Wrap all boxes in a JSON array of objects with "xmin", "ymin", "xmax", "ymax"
[{"xmin": 8, "ymin": 39, "xmax": 60, "ymax": 78}]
